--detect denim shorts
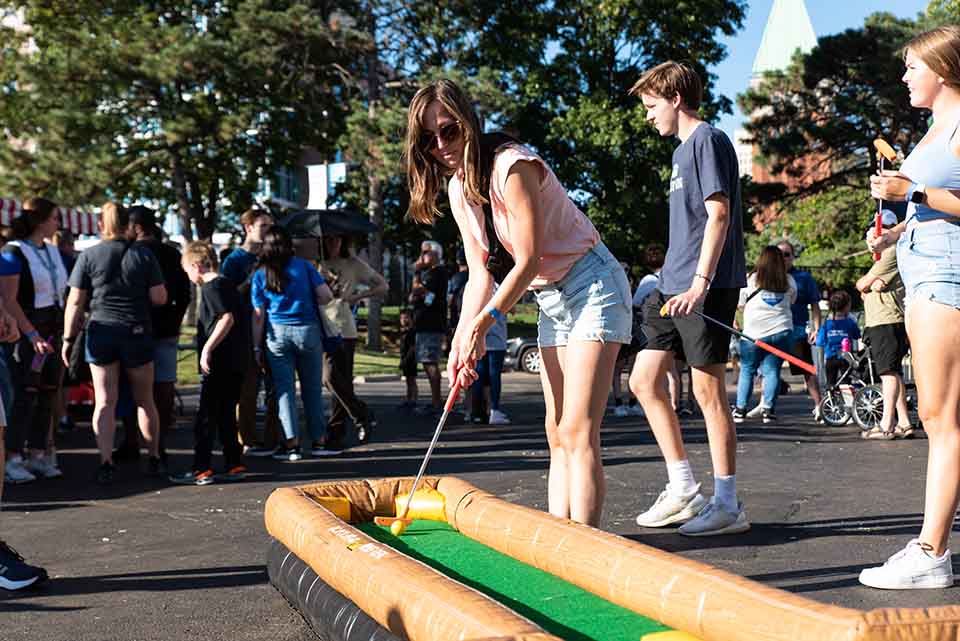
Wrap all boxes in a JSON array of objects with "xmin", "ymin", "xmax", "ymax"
[
  {"xmin": 534, "ymin": 242, "xmax": 632, "ymax": 348},
  {"xmin": 897, "ymin": 220, "xmax": 960, "ymax": 311},
  {"xmin": 415, "ymin": 331, "xmax": 443, "ymax": 363},
  {"xmin": 153, "ymin": 337, "xmax": 179, "ymax": 383},
  {"xmin": 85, "ymin": 321, "xmax": 155, "ymax": 368}
]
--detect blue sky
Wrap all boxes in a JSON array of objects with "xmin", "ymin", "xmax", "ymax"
[{"xmin": 713, "ymin": 0, "xmax": 930, "ymax": 138}]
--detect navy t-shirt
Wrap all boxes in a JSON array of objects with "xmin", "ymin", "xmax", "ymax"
[
  {"xmin": 250, "ymin": 256, "xmax": 326, "ymax": 325},
  {"xmin": 788, "ymin": 267, "xmax": 820, "ymax": 330},
  {"xmin": 660, "ymin": 123, "xmax": 746, "ymax": 295},
  {"xmin": 816, "ymin": 317, "xmax": 861, "ymax": 360}
]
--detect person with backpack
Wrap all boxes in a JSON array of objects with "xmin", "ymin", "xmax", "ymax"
[{"xmin": 404, "ymin": 79, "xmax": 632, "ymax": 526}]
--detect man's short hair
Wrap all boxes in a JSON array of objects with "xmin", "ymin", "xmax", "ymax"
[{"xmin": 629, "ymin": 61, "xmax": 702, "ymax": 110}]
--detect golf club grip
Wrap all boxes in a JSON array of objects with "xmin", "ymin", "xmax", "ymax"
[
  {"xmin": 754, "ymin": 340, "xmax": 817, "ymax": 376},
  {"xmin": 444, "ymin": 378, "xmax": 463, "ymax": 412},
  {"xmin": 874, "ymin": 209, "xmax": 882, "ymax": 261}
]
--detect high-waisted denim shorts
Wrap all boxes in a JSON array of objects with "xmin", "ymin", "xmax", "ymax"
[
  {"xmin": 897, "ymin": 220, "xmax": 960, "ymax": 311},
  {"xmin": 534, "ymin": 242, "xmax": 632, "ymax": 348}
]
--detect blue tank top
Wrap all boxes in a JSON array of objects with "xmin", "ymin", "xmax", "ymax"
[{"xmin": 900, "ymin": 117, "xmax": 960, "ymax": 223}]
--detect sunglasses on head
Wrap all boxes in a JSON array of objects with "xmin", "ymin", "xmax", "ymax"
[{"xmin": 420, "ymin": 122, "xmax": 461, "ymax": 151}]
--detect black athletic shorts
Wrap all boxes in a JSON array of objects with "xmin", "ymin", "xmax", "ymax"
[
  {"xmin": 864, "ymin": 323, "xmax": 908, "ymax": 375},
  {"xmin": 642, "ymin": 288, "xmax": 739, "ymax": 367},
  {"xmin": 789, "ymin": 333, "xmax": 815, "ymax": 376}
]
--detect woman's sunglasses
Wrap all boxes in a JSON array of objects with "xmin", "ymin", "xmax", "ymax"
[{"xmin": 420, "ymin": 122, "xmax": 461, "ymax": 151}]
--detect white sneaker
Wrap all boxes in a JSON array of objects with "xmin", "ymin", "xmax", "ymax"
[
  {"xmin": 627, "ymin": 404, "xmax": 645, "ymax": 417},
  {"xmin": 746, "ymin": 404, "xmax": 766, "ymax": 419},
  {"xmin": 4, "ymin": 456, "xmax": 36, "ymax": 484},
  {"xmin": 635, "ymin": 483, "xmax": 707, "ymax": 528},
  {"xmin": 25, "ymin": 454, "xmax": 62, "ymax": 479},
  {"xmin": 679, "ymin": 498, "xmax": 750, "ymax": 536},
  {"xmin": 489, "ymin": 409, "xmax": 511, "ymax": 425},
  {"xmin": 859, "ymin": 539, "xmax": 954, "ymax": 589},
  {"xmin": 613, "ymin": 405, "xmax": 629, "ymax": 418}
]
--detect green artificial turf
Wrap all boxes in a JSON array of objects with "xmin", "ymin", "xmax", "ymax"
[{"xmin": 357, "ymin": 520, "xmax": 671, "ymax": 641}]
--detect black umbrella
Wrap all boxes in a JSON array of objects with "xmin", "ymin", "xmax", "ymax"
[{"xmin": 280, "ymin": 208, "xmax": 379, "ymax": 238}]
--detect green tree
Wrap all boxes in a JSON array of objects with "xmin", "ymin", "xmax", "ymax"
[
  {"xmin": 0, "ymin": 1, "xmax": 363, "ymax": 238},
  {"xmin": 737, "ymin": 14, "xmax": 926, "ymax": 273}
]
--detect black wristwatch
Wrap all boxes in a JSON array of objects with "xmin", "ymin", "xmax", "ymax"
[{"xmin": 909, "ymin": 183, "xmax": 927, "ymax": 204}]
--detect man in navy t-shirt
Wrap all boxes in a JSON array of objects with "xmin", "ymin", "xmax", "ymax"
[{"xmin": 628, "ymin": 61, "xmax": 749, "ymax": 538}]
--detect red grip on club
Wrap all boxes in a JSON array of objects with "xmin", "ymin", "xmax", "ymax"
[
  {"xmin": 754, "ymin": 340, "xmax": 817, "ymax": 376},
  {"xmin": 444, "ymin": 378, "xmax": 463, "ymax": 412},
  {"xmin": 873, "ymin": 213, "xmax": 882, "ymax": 261}
]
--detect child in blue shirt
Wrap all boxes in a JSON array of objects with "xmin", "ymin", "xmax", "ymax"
[{"xmin": 816, "ymin": 290, "xmax": 861, "ymax": 386}]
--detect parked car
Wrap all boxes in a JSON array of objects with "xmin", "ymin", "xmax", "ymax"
[{"xmin": 505, "ymin": 336, "xmax": 540, "ymax": 374}]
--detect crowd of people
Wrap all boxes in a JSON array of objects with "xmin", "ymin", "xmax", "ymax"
[{"xmin": 3, "ymin": 25, "xmax": 960, "ymax": 595}]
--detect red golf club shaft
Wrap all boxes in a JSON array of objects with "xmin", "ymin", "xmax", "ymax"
[
  {"xmin": 692, "ymin": 310, "xmax": 817, "ymax": 376},
  {"xmin": 874, "ymin": 156, "xmax": 884, "ymax": 261}
]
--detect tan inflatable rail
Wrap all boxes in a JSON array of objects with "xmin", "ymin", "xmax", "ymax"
[{"xmin": 265, "ymin": 477, "xmax": 960, "ymax": 641}]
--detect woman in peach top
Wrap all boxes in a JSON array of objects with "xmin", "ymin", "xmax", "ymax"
[{"xmin": 404, "ymin": 79, "xmax": 632, "ymax": 525}]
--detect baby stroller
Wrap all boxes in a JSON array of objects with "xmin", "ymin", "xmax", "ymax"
[{"xmin": 818, "ymin": 339, "xmax": 878, "ymax": 428}]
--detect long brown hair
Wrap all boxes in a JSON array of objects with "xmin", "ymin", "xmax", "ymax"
[
  {"xmin": 258, "ymin": 225, "xmax": 294, "ymax": 293},
  {"xmin": 754, "ymin": 245, "xmax": 789, "ymax": 293},
  {"xmin": 405, "ymin": 79, "xmax": 484, "ymax": 225},
  {"xmin": 904, "ymin": 26, "xmax": 960, "ymax": 91}
]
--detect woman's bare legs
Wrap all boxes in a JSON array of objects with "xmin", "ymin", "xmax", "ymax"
[
  {"xmin": 125, "ymin": 362, "xmax": 160, "ymax": 458},
  {"xmin": 909, "ymin": 300, "xmax": 960, "ymax": 555},
  {"xmin": 90, "ymin": 363, "xmax": 120, "ymax": 463}
]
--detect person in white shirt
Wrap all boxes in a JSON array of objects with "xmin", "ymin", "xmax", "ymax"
[{"xmin": 731, "ymin": 246, "xmax": 796, "ymax": 424}]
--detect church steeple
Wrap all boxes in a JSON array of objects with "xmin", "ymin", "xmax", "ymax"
[{"xmin": 751, "ymin": 0, "xmax": 817, "ymax": 83}]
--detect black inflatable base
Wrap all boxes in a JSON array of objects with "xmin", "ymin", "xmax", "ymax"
[{"xmin": 267, "ymin": 538, "xmax": 402, "ymax": 641}]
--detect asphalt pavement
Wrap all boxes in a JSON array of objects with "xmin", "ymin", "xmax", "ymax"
[{"xmin": 1, "ymin": 371, "xmax": 955, "ymax": 640}]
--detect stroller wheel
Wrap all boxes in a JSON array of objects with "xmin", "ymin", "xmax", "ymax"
[
  {"xmin": 853, "ymin": 384, "xmax": 884, "ymax": 431},
  {"xmin": 820, "ymin": 390, "xmax": 850, "ymax": 426}
]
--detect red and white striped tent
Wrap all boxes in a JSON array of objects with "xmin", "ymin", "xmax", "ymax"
[{"xmin": 0, "ymin": 198, "xmax": 99, "ymax": 235}]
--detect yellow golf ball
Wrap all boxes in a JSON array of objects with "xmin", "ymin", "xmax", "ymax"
[{"xmin": 390, "ymin": 521, "xmax": 407, "ymax": 536}]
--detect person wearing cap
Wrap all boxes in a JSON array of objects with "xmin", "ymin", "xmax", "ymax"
[
  {"xmin": 112, "ymin": 206, "xmax": 191, "ymax": 467},
  {"xmin": 856, "ymin": 209, "xmax": 911, "ymax": 440}
]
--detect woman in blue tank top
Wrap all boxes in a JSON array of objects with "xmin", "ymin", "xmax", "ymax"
[{"xmin": 862, "ymin": 26, "xmax": 960, "ymax": 591}]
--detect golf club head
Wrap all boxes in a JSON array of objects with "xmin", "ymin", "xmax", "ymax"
[{"xmin": 873, "ymin": 138, "xmax": 896, "ymax": 163}]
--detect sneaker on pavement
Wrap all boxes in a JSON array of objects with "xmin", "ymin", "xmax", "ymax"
[
  {"xmin": 731, "ymin": 407, "xmax": 746, "ymax": 424},
  {"xmin": 746, "ymin": 404, "xmax": 766, "ymax": 419},
  {"xmin": 859, "ymin": 539, "xmax": 954, "ymax": 589},
  {"xmin": 761, "ymin": 409, "xmax": 777, "ymax": 424},
  {"xmin": 357, "ymin": 411, "xmax": 376, "ymax": 444},
  {"xmin": 170, "ymin": 469, "xmax": 215, "ymax": 486},
  {"xmin": 243, "ymin": 445, "xmax": 275, "ymax": 458},
  {"xmin": 25, "ymin": 454, "xmax": 63, "ymax": 479},
  {"xmin": 679, "ymin": 499, "xmax": 751, "ymax": 537},
  {"xmin": 219, "ymin": 465, "xmax": 248, "ymax": 481},
  {"xmin": 679, "ymin": 499, "xmax": 750, "ymax": 536},
  {"xmin": 5, "ymin": 456, "xmax": 37, "ymax": 484},
  {"xmin": 0, "ymin": 540, "xmax": 48, "ymax": 591},
  {"xmin": 613, "ymin": 405, "xmax": 629, "ymax": 418},
  {"xmin": 310, "ymin": 441, "xmax": 342, "ymax": 457},
  {"xmin": 271, "ymin": 446, "xmax": 303, "ymax": 462},
  {"xmin": 95, "ymin": 461, "xmax": 115, "ymax": 486},
  {"xmin": 635, "ymin": 483, "xmax": 707, "ymax": 528},
  {"xmin": 489, "ymin": 409, "xmax": 511, "ymax": 425}
]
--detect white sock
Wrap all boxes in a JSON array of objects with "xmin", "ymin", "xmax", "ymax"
[
  {"xmin": 666, "ymin": 460, "xmax": 697, "ymax": 496},
  {"xmin": 714, "ymin": 475, "xmax": 738, "ymax": 512}
]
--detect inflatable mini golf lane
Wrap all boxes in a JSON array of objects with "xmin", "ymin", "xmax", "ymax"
[{"xmin": 265, "ymin": 477, "xmax": 960, "ymax": 641}]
